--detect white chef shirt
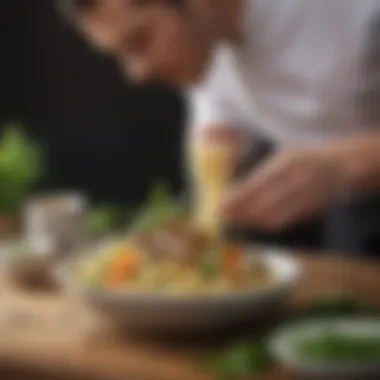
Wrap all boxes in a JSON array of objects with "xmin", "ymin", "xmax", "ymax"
[{"xmin": 188, "ymin": 0, "xmax": 380, "ymax": 148}]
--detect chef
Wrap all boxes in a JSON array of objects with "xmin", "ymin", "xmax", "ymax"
[{"xmin": 61, "ymin": 0, "xmax": 380, "ymax": 253}]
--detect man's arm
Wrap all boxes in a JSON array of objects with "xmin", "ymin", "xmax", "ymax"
[
  {"xmin": 220, "ymin": 132, "xmax": 380, "ymax": 232},
  {"xmin": 221, "ymin": 11, "xmax": 380, "ymax": 232},
  {"xmin": 320, "ymin": 131, "xmax": 380, "ymax": 192},
  {"xmin": 341, "ymin": 11, "xmax": 380, "ymax": 191}
]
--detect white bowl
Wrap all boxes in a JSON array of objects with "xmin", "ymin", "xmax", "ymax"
[
  {"xmin": 269, "ymin": 318, "xmax": 380, "ymax": 379},
  {"xmin": 55, "ymin": 243, "xmax": 301, "ymax": 332}
]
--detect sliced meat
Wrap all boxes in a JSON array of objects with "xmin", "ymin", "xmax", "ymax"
[{"xmin": 132, "ymin": 220, "xmax": 211, "ymax": 265}]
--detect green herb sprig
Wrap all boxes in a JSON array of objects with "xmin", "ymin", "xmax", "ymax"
[
  {"xmin": 0, "ymin": 124, "xmax": 44, "ymax": 214},
  {"xmin": 129, "ymin": 182, "xmax": 187, "ymax": 233}
]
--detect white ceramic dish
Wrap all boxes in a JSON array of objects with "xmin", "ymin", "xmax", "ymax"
[
  {"xmin": 55, "ymin": 242, "xmax": 301, "ymax": 332},
  {"xmin": 269, "ymin": 318, "xmax": 380, "ymax": 379},
  {"xmin": 23, "ymin": 192, "xmax": 88, "ymax": 258}
]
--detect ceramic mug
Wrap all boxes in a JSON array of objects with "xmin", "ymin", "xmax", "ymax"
[{"xmin": 23, "ymin": 192, "xmax": 88, "ymax": 259}]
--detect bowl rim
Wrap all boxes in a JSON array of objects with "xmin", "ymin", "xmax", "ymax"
[{"xmin": 55, "ymin": 238, "xmax": 302, "ymax": 303}]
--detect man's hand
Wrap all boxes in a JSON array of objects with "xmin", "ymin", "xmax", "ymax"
[{"xmin": 221, "ymin": 148, "xmax": 346, "ymax": 232}]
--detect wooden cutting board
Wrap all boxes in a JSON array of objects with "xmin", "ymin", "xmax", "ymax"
[{"xmin": 0, "ymin": 254, "xmax": 380, "ymax": 380}]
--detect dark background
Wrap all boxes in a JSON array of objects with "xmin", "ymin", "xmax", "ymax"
[{"xmin": 0, "ymin": 0, "xmax": 186, "ymax": 206}]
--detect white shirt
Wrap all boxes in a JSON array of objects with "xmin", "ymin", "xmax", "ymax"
[{"xmin": 189, "ymin": 0, "xmax": 380, "ymax": 148}]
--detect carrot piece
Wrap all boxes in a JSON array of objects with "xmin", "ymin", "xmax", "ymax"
[
  {"xmin": 222, "ymin": 245, "xmax": 240, "ymax": 277},
  {"xmin": 105, "ymin": 249, "xmax": 139, "ymax": 288}
]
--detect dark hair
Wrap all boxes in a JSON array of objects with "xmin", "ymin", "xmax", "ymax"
[
  {"xmin": 58, "ymin": 0, "xmax": 94, "ymax": 20},
  {"xmin": 60, "ymin": 0, "xmax": 184, "ymax": 18}
]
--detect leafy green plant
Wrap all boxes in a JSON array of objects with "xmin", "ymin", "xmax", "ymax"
[
  {"xmin": 128, "ymin": 182, "xmax": 188, "ymax": 233},
  {"xmin": 86, "ymin": 182, "xmax": 187, "ymax": 236},
  {"xmin": 204, "ymin": 341, "xmax": 273, "ymax": 379},
  {"xmin": 86, "ymin": 204, "xmax": 132, "ymax": 236},
  {"xmin": 0, "ymin": 124, "xmax": 44, "ymax": 214}
]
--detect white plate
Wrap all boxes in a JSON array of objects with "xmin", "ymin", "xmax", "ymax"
[
  {"xmin": 269, "ymin": 318, "xmax": 380, "ymax": 379},
  {"xmin": 55, "ymin": 243, "xmax": 301, "ymax": 332}
]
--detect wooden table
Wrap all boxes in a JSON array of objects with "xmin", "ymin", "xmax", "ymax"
[{"xmin": 0, "ymin": 255, "xmax": 380, "ymax": 380}]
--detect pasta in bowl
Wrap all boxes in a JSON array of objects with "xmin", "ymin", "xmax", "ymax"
[
  {"xmin": 75, "ymin": 220, "xmax": 274, "ymax": 294},
  {"xmin": 56, "ymin": 220, "xmax": 301, "ymax": 331}
]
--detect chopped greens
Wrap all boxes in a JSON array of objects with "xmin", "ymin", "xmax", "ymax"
[
  {"xmin": 296, "ymin": 334, "xmax": 380, "ymax": 364},
  {"xmin": 204, "ymin": 293, "xmax": 380, "ymax": 379},
  {"xmin": 205, "ymin": 341, "xmax": 272, "ymax": 379},
  {"xmin": 200, "ymin": 249, "xmax": 222, "ymax": 281}
]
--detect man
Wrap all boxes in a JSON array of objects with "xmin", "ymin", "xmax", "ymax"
[{"xmin": 62, "ymin": 0, "xmax": 380, "ymax": 252}]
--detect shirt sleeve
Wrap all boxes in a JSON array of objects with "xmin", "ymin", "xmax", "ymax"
[
  {"xmin": 185, "ymin": 86, "xmax": 258, "ymax": 176},
  {"xmin": 357, "ymin": 8, "xmax": 380, "ymax": 126},
  {"xmin": 188, "ymin": 88, "xmax": 238, "ymax": 135}
]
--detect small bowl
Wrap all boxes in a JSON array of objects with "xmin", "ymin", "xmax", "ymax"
[
  {"xmin": 3, "ymin": 242, "xmax": 58, "ymax": 290},
  {"xmin": 269, "ymin": 318, "xmax": 380, "ymax": 379}
]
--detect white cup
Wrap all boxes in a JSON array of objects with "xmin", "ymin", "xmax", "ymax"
[{"xmin": 23, "ymin": 192, "xmax": 88, "ymax": 258}]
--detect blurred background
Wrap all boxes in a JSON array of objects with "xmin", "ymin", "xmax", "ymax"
[
  {"xmin": 0, "ymin": 0, "xmax": 185, "ymax": 207},
  {"xmin": 2, "ymin": 1, "xmax": 380, "ymax": 254}
]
